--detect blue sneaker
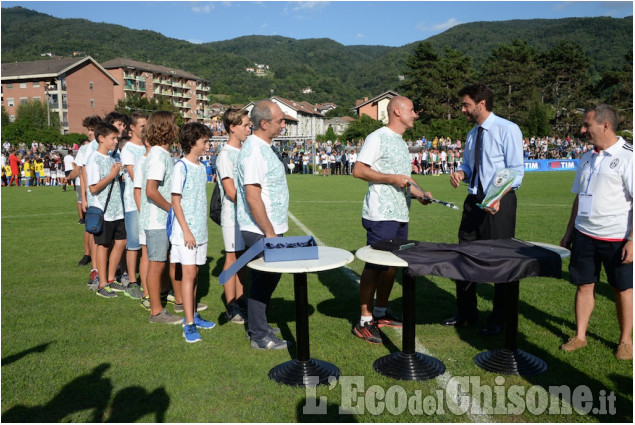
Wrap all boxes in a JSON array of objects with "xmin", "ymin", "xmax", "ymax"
[
  {"xmin": 185, "ymin": 312, "xmax": 216, "ymax": 330},
  {"xmin": 183, "ymin": 323, "xmax": 201, "ymax": 343}
]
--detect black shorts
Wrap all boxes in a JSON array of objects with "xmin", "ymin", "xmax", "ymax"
[
  {"xmin": 94, "ymin": 219, "xmax": 127, "ymax": 246},
  {"xmin": 362, "ymin": 218, "xmax": 408, "ymax": 271},
  {"xmin": 569, "ymin": 230, "xmax": 632, "ymax": 290}
]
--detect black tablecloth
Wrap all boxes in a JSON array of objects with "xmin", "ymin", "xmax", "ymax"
[{"xmin": 388, "ymin": 239, "xmax": 562, "ymax": 283}]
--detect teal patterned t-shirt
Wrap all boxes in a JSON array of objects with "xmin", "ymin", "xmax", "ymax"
[
  {"xmin": 357, "ymin": 126, "xmax": 412, "ymax": 222},
  {"xmin": 235, "ymin": 135, "xmax": 289, "ymax": 235},
  {"xmin": 169, "ymin": 159, "xmax": 208, "ymax": 245}
]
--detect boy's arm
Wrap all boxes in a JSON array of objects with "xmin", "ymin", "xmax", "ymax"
[
  {"xmin": 134, "ymin": 188, "xmax": 141, "ymax": 211},
  {"xmin": 146, "ymin": 179, "xmax": 171, "ymax": 212},
  {"xmin": 220, "ymin": 177, "xmax": 237, "ymax": 203},
  {"xmin": 125, "ymin": 164, "xmax": 135, "ymax": 182},
  {"xmin": 89, "ymin": 163, "xmax": 121, "ymax": 195},
  {"xmin": 171, "ymin": 194, "xmax": 196, "ymax": 248},
  {"xmin": 80, "ymin": 166, "xmax": 88, "ymax": 211}
]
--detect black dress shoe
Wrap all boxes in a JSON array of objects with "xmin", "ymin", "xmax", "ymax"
[
  {"xmin": 480, "ymin": 323, "xmax": 502, "ymax": 336},
  {"xmin": 442, "ymin": 316, "xmax": 477, "ymax": 327}
]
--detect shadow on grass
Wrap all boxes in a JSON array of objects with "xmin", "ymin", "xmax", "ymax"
[
  {"xmin": 1, "ymin": 342, "xmax": 52, "ymax": 366},
  {"xmin": 1, "ymin": 363, "xmax": 170, "ymax": 422},
  {"xmin": 499, "ymin": 336, "xmax": 632, "ymax": 423},
  {"xmin": 296, "ymin": 397, "xmax": 358, "ymax": 422}
]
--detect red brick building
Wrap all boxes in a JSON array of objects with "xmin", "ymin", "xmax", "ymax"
[
  {"xmin": 1, "ymin": 56, "xmax": 119, "ymax": 134},
  {"xmin": 101, "ymin": 58, "xmax": 212, "ymax": 124},
  {"xmin": 354, "ymin": 90, "xmax": 399, "ymax": 124}
]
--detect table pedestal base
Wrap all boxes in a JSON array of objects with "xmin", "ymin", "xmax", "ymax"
[
  {"xmin": 473, "ymin": 348, "xmax": 547, "ymax": 376},
  {"xmin": 269, "ymin": 358, "xmax": 340, "ymax": 386},
  {"xmin": 373, "ymin": 351, "xmax": 446, "ymax": 381}
]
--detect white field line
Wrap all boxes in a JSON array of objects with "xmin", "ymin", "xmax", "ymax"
[
  {"xmin": 291, "ymin": 201, "xmax": 570, "ymax": 208},
  {"xmin": 288, "ymin": 211, "xmax": 491, "ymax": 422}
]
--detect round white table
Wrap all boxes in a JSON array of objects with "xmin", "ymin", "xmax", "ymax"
[
  {"xmin": 355, "ymin": 245, "xmax": 446, "ymax": 381},
  {"xmin": 248, "ymin": 246, "xmax": 354, "ymax": 387}
]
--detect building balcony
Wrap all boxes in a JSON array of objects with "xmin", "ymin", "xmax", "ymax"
[{"xmin": 49, "ymin": 102, "xmax": 68, "ymax": 110}]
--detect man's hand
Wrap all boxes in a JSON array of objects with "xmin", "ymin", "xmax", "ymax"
[
  {"xmin": 560, "ymin": 229, "xmax": 574, "ymax": 250},
  {"xmin": 450, "ymin": 171, "xmax": 465, "ymax": 188},
  {"xmin": 391, "ymin": 174, "xmax": 414, "ymax": 189},
  {"xmin": 416, "ymin": 192, "xmax": 433, "ymax": 205},
  {"xmin": 622, "ymin": 240, "xmax": 633, "ymax": 264},
  {"xmin": 485, "ymin": 199, "xmax": 501, "ymax": 215}
]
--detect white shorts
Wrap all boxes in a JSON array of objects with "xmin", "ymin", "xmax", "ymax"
[
  {"xmin": 139, "ymin": 231, "xmax": 146, "ymax": 246},
  {"xmin": 57, "ymin": 170, "xmax": 65, "ymax": 178},
  {"xmin": 170, "ymin": 243, "xmax": 208, "ymax": 266},
  {"xmin": 44, "ymin": 169, "xmax": 51, "ymax": 177},
  {"xmin": 222, "ymin": 226, "xmax": 245, "ymax": 252}
]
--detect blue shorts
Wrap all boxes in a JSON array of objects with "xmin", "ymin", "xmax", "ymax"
[
  {"xmin": 362, "ymin": 218, "xmax": 408, "ymax": 271},
  {"xmin": 146, "ymin": 229, "xmax": 170, "ymax": 262},
  {"xmin": 124, "ymin": 210, "xmax": 141, "ymax": 251},
  {"xmin": 569, "ymin": 230, "xmax": 633, "ymax": 291}
]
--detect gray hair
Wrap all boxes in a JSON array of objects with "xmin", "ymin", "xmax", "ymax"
[
  {"xmin": 587, "ymin": 104, "xmax": 618, "ymax": 132},
  {"xmin": 250, "ymin": 100, "xmax": 274, "ymax": 131}
]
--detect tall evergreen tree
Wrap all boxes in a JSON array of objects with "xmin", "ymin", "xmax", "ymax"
[
  {"xmin": 480, "ymin": 39, "xmax": 540, "ymax": 127},
  {"xmin": 400, "ymin": 42, "xmax": 442, "ymax": 123},
  {"xmin": 539, "ymin": 40, "xmax": 591, "ymax": 136}
]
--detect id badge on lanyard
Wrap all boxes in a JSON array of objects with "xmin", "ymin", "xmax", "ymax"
[
  {"xmin": 579, "ymin": 153, "xmax": 605, "ymax": 218},
  {"xmin": 578, "ymin": 193, "xmax": 593, "ymax": 217}
]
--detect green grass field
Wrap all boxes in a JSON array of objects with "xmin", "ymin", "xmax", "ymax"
[{"xmin": 1, "ymin": 172, "xmax": 632, "ymax": 422}]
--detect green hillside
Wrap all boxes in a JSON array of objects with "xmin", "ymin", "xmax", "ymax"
[{"xmin": 1, "ymin": 6, "xmax": 632, "ymax": 108}]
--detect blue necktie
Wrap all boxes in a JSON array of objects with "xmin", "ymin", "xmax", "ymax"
[{"xmin": 470, "ymin": 126, "xmax": 484, "ymax": 198}]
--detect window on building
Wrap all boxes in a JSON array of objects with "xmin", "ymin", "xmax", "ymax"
[
  {"xmin": 90, "ymin": 99, "xmax": 95, "ymax": 108},
  {"xmin": 7, "ymin": 98, "xmax": 14, "ymax": 107},
  {"xmin": 6, "ymin": 83, "xmax": 13, "ymax": 89},
  {"xmin": 33, "ymin": 81, "xmax": 40, "ymax": 88},
  {"xmin": 89, "ymin": 82, "xmax": 94, "ymax": 90},
  {"xmin": 33, "ymin": 96, "xmax": 41, "ymax": 103},
  {"xmin": 19, "ymin": 82, "xmax": 27, "ymax": 89},
  {"xmin": 20, "ymin": 97, "xmax": 28, "ymax": 105}
]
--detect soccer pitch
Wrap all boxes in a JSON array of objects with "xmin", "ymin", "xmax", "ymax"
[{"xmin": 1, "ymin": 172, "xmax": 632, "ymax": 422}]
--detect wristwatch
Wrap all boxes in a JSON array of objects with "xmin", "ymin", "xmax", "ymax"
[{"xmin": 628, "ymin": 236, "xmax": 633, "ymax": 241}]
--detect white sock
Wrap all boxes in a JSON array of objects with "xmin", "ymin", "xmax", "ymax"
[
  {"xmin": 360, "ymin": 315, "xmax": 373, "ymax": 326},
  {"xmin": 373, "ymin": 307, "xmax": 387, "ymax": 317}
]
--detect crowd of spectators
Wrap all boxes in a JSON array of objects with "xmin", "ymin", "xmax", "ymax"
[{"xmin": 1, "ymin": 132, "xmax": 598, "ymax": 186}]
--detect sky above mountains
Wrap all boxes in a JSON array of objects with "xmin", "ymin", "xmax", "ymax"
[{"xmin": 5, "ymin": 1, "xmax": 633, "ymax": 47}]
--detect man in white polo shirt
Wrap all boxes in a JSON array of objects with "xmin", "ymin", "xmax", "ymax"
[{"xmin": 560, "ymin": 104, "xmax": 633, "ymax": 360}]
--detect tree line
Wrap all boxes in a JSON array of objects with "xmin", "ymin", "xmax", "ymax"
[{"xmin": 398, "ymin": 40, "xmax": 632, "ymax": 140}]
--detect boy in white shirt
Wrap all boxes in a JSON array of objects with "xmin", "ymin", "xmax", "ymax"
[
  {"xmin": 85, "ymin": 123, "xmax": 127, "ymax": 298},
  {"xmin": 140, "ymin": 111, "xmax": 181, "ymax": 324},
  {"xmin": 120, "ymin": 111, "xmax": 147, "ymax": 299},
  {"xmin": 170, "ymin": 123, "xmax": 216, "ymax": 343}
]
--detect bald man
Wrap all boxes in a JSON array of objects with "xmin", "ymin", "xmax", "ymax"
[{"xmin": 352, "ymin": 96, "xmax": 432, "ymax": 344}]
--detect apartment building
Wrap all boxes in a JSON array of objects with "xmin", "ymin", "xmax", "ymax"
[
  {"xmin": 269, "ymin": 96, "xmax": 326, "ymax": 137},
  {"xmin": 101, "ymin": 58, "xmax": 212, "ymax": 123},
  {"xmin": 1, "ymin": 56, "xmax": 118, "ymax": 134}
]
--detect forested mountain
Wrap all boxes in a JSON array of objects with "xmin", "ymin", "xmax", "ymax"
[{"xmin": 1, "ymin": 6, "xmax": 632, "ymax": 111}]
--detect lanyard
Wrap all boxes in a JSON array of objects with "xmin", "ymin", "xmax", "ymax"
[{"xmin": 584, "ymin": 151, "xmax": 607, "ymax": 194}]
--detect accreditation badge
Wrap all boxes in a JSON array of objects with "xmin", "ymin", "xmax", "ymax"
[{"xmin": 578, "ymin": 193, "xmax": 593, "ymax": 217}]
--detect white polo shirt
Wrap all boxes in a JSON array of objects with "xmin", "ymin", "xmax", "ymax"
[{"xmin": 572, "ymin": 137, "xmax": 632, "ymax": 240}]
